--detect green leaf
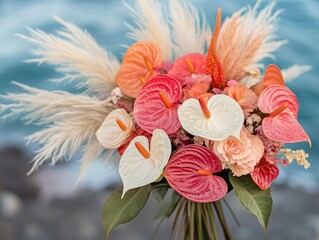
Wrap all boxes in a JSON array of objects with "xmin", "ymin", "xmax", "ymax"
[
  {"xmin": 102, "ymin": 185, "xmax": 151, "ymax": 237},
  {"xmin": 152, "ymin": 185, "xmax": 169, "ymax": 205},
  {"xmin": 229, "ymin": 173, "xmax": 272, "ymax": 232}
]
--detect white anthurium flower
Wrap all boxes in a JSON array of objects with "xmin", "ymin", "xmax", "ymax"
[
  {"xmin": 119, "ymin": 129, "xmax": 171, "ymax": 198},
  {"xmin": 178, "ymin": 95, "xmax": 244, "ymax": 141},
  {"xmin": 96, "ymin": 108, "xmax": 134, "ymax": 149}
]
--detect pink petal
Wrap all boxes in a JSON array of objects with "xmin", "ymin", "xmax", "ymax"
[
  {"xmin": 164, "ymin": 144, "xmax": 228, "ymax": 203},
  {"xmin": 258, "ymin": 85, "xmax": 298, "ymax": 117},
  {"xmin": 251, "ymin": 158, "xmax": 279, "ymax": 190},
  {"xmin": 167, "ymin": 53, "xmax": 206, "ymax": 84},
  {"xmin": 133, "ymin": 75, "xmax": 182, "ymax": 134},
  {"xmin": 258, "ymin": 85, "xmax": 311, "ymax": 145},
  {"xmin": 262, "ymin": 113, "xmax": 311, "ymax": 144}
]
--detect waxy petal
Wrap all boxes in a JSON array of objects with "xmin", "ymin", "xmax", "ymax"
[
  {"xmin": 258, "ymin": 85, "xmax": 310, "ymax": 145},
  {"xmin": 252, "ymin": 64, "xmax": 285, "ymax": 96},
  {"xmin": 262, "ymin": 113, "xmax": 311, "ymax": 144},
  {"xmin": 178, "ymin": 95, "xmax": 244, "ymax": 141},
  {"xmin": 251, "ymin": 158, "xmax": 279, "ymax": 190},
  {"xmin": 258, "ymin": 85, "xmax": 298, "ymax": 117},
  {"xmin": 116, "ymin": 42, "xmax": 163, "ymax": 98},
  {"xmin": 167, "ymin": 53, "xmax": 207, "ymax": 84},
  {"xmin": 133, "ymin": 75, "xmax": 182, "ymax": 134},
  {"xmin": 96, "ymin": 109, "xmax": 133, "ymax": 149},
  {"xmin": 119, "ymin": 129, "xmax": 171, "ymax": 197},
  {"xmin": 164, "ymin": 144, "xmax": 227, "ymax": 203}
]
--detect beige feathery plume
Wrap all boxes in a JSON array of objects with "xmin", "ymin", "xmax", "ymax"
[
  {"xmin": 169, "ymin": 0, "xmax": 212, "ymax": 60},
  {"xmin": 217, "ymin": 1, "xmax": 287, "ymax": 82},
  {"xmin": 0, "ymin": 82, "xmax": 114, "ymax": 174},
  {"xmin": 17, "ymin": 17, "xmax": 120, "ymax": 99},
  {"xmin": 76, "ymin": 140, "xmax": 120, "ymax": 183},
  {"xmin": 240, "ymin": 64, "xmax": 312, "ymax": 87},
  {"xmin": 124, "ymin": 0, "xmax": 172, "ymax": 60},
  {"xmin": 281, "ymin": 65, "xmax": 312, "ymax": 82}
]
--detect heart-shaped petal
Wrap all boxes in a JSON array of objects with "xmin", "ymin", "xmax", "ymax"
[
  {"xmin": 116, "ymin": 42, "xmax": 163, "ymax": 98},
  {"xmin": 96, "ymin": 109, "xmax": 134, "ymax": 149},
  {"xmin": 250, "ymin": 158, "xmax": 279, "ymax": 190},
  {"xmin": 178, "ymin": 95, "xmax": 244, "ymax": 141},
  {"xmin": 252, "ymin": 64, "xmax": 285, "ymax": 96},
  {"xmin": 167, "ymin": 53, "xmax": 207, "ymax": 84},
  {"xmin": 133, "ymin": 75, "xmax": 182, "ymax": 134},
  {"xmin": 119, "ymin": 129, "xmax": 171, "ymax": 197},
  {"xmin": 258, "ymin": 85, "xmax": 311, "ymax": 145},
  {"xmin": 164, "ymin": 144, "xmax": 227, "ymax": 203}
]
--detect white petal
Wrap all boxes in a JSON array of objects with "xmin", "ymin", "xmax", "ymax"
[
  {"xmin": 96, "ymin": 108, "xmax": 133, "ymax": 149},
  {"xmin": 178, "ymin": 95, "xmax": 244, "ymax": 141},
  {"xmin": 119, "ymin": 129, "xmax": 171, "ymax": 197}
]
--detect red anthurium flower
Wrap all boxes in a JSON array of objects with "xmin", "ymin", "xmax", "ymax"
[
  {"xmin": 133, "ymin": 75, "xmax": 182, "ymax": 134},
  {"xmin": 250, "ymin": 157, "xmax": 279, "ymax": 190},
  {"xmin": 167, "ymin": 53, "xmax": 207, "ymax": 84},
  {"xmin": 164, "ymin": 144, "xmax": 228, "ymax": 203},
  {"xmin": 258, "ymin": 85, "xmax": 311, "ymax": 146}
]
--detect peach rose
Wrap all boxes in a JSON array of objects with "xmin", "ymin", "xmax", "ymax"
[{"xmin": 213, "ymin": 128, "xmax": 264, "ymax": 177}]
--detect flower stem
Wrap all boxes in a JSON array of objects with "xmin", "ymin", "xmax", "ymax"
[
  {"xmin": 213, "ymin": 202, "xmax": 233, "ymax": 240},
  {"xmin": 207, "ymin": 203, "xmax": 218, "ymax": 240}
]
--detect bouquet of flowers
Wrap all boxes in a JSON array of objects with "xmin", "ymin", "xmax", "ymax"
[{"xmin": 0, "ymin": 0, "xmax": 312, "ymax": 239}]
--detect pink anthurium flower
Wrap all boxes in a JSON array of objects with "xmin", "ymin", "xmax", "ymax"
[
  {"xmin": 167, "ymin": 53, "xmax": 206, "ymax": 84},
  {"xmin": 164, "ymin": 144, "xmax": 228, "ymax": 203},
  {"xmin": 116, "ymin": 42, "xmax": 163, "ymax": 98},
  {"xmin": 258, "ymin": 85, "xmax": 311, "ymax": 146},
  {"xmin": 133, "ymin": 75, "xmax": 182, "ymax": 134},
  {"xmin": 250, "ymin": 157, "xmax": 279, "ymax": 190}
]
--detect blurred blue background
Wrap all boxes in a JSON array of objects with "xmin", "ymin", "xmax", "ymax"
[{"xmin": 0, "ymin": 0, "xmax": 318, "ymax": 239}]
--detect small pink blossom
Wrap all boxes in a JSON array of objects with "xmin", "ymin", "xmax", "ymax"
[{"xmin": 213, "ymin": 128, "xmax": 264, "ymax": 177}]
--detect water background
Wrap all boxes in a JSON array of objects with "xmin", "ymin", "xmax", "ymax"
[{"xmin": 0, "ymin": 0, "xmax": 318, "ymax": 190}]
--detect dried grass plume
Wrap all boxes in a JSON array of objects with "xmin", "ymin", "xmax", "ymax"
[{"xmin": 217, "ymin": 1, "xmax": 287, "ymax": 82}]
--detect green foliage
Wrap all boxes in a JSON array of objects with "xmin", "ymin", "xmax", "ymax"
[
  {"xmin": 102, "ymin": 185, "xmax": 151, "ymax": 238},
  {"xmin": 229, "ymin": 173, "xmax": 273, "ymax": 232},
  {"xmin": 152, "ymin": 183, "xmax": 170, "ymax": 205}
]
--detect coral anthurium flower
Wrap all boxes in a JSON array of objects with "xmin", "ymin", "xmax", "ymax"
[
  {"xmin": 119, "ymin": 129, "xmax": 171, "ymax": 197},
  {"xmin": 164, "ymin": 144, "xmax": 227, "ymax": 203},
  {"xmin": 133, "ymin": 75, "xmax": 182, "ymax": 134},
  {"xmin": 178, "ymin": 95, "xmax": 244, "ymax": 141},
  {"xmin": 96, "ymin": 108, "xmax": 134, "ymax": 149},
  {"xmin": 258, "ymin": 85, "xmax": 311, "ymax": 146},
  {"xmin": 167, "ymin": 53, "xmax": 207, "ymax": 84},
  {"xmin": 250, "ymin": 157, "xmax": 279, "ymax": 190},
  {"xmin": 116, "ymin": 42, "xmax": 163, "ymax": 98},
  {"xmin": 251, "ymin": 64, "xmax": 285, "ymax": 96}
]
